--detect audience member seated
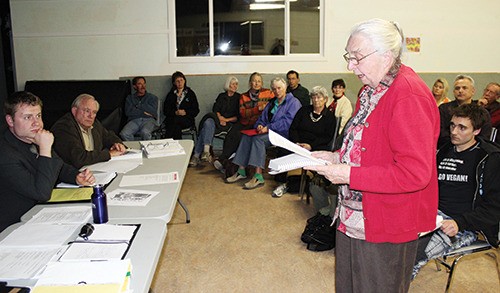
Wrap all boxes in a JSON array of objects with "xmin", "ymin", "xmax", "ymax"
[
  {"xmin": 432, "ymin": 78, "xmax": 451, "ymax": 106},
  {"xmin": 272, "ymin": 86, "xmax": 336, "ymax": 198},
  {"xmin": 163, "ymin": 71, "xmax": 200, "ymax": 139},
  {"xmin": 225, "ymin": 77, "xmax": 302, "ymax": 189},
  {"xmin": 478, "ymin": 82, "xmax": 500, "ymax": 128},
  {"xmin": 189, "ymin": 76, "xmax": 241, "ymax": 167},
  {"xmin": 0, "ymin": 92, "xmax": 95, "ymax": 232},
  {"xmin": 286, "ymin": 70, "xmax": 309, "ymax": 107},
  {"xmin": 438, "ymin": 75, "xmax": 491, "ymax": 148},
  {"xmin": 120, "ymin": 76, "xmax": 160, "ymax": 141},
  {"xmin": 327, "ymin": 78, "xmax": 353, "ymax": 135},
  {"xmin": 212, "ymin": 72, "xmax": 273, "ymax": 172},
  {"xmin": 51, "ymin": 94, "xmax": 127, "ymax": 169},
  {"xmin": 412, "ymin": 103, "xmax": 500, "ymax": 279}
]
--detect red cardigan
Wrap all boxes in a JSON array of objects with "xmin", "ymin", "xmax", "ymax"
[{"xmin": 349, "ymin": 65, "xmax": 440, "ymax": 243}]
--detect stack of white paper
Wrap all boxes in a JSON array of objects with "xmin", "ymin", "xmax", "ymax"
[
  {"xmin": 60, "ymin": 224, "xmax": 139, "ymax": 261},
  {"xmin": 267, "ymin": 130, "xmax": 328, "ymax": 174},
  {"xmin": 56, "ymin": 172, "xmax": 117, "ymax": 188},
  {"xmin": 0, "ymin": 207, "xmax": 92, "ymax": 280},
  {"xmin": 140, "ymin": 139, "xmax": 185, "ymax": 158},
  {"xmin": 32, "ymin": 259, "xmax": 132, "ymax": 293},
  {"xmin": 110, "ymin": 148, "xmax": 143, "ymax": 161},
  {"xmin": 268, "ymin": 153, "xmax": 326, "ymax": 174}
]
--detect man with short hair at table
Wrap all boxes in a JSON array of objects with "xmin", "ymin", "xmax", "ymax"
[
  {"xmin": 120, "ymin": 76, "xmax": 160, "ymax": 141},
  {"xmin": 0, "ymin": 91, "xmax": 95, "ymax": 232},
  {"xmin": 51, "ymin": 93, "xmax": 126, "ymax": 169},
  {"xmin": 286, "ymin": 70, "xmax": 309, "ymax": 107},
  {"xmin": 412, "ymin": 103, "xmax": 500, "ymax": 279}
]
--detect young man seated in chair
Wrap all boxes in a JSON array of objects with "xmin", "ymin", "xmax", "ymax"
[{"xmin": 412, "ymin": 103, "xmax": 500, "ymax": 279}]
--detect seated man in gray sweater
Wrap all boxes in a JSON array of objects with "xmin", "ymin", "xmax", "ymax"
[{"xmin": 120, "ymin": 76, "xmax": 160, "ymax": 141}]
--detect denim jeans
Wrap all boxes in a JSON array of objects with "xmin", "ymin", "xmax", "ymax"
[
  {"xmin": 120, "ymin": 118, "xmax": 157, "ymax": 141},
  {"xmin": 232, "ymin": 133, "xmax": 271, "ymax": 169},
  {"xmin": 194, "ymin": 118, "xmax": 216, "ymax": 155}
]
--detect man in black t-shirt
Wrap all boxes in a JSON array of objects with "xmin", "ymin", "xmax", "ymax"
[{"xmin": 413, "ymin": 103, "xmax": 500, "ymax": 279}]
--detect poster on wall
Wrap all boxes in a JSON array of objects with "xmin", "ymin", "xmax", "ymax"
[{"xmin": 406, "ymin": 37, "xmax": 421, "ymax": 53}]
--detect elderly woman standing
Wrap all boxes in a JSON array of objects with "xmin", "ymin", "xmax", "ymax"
[
  {"xmin": 226, "ymin": 77, "xmax": 302, "ymax": 189},
  {"xmin": 305, "ymin": 19, "xmax": 440, "ymax": 292}
]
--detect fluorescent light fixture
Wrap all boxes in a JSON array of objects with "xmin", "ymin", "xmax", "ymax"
[
  {"xmin": 240, "ymin": 20, "xmax": 264, "ymax": 26},
  {"xmin": 249, "ymin": 3, "xmax": 285, "ymax": 10}
]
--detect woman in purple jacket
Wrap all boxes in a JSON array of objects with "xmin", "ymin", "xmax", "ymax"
[{"xmin": 225, "ymin": 77, "xmax": 302, "ymax": 190}]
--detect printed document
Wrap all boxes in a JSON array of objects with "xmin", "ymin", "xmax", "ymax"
[
  {"xmin": 119, "ymin": 172, "xmax": 179, "ymax": 187},
  {"xmin": 267, "ymin": 130, "xmax": 328, "ymax": 174},
  {"xmin": 0, "ymin": 247, "xmax": 63, "ymax": 279},
  {"xmin": 107, "ymin": 188, "xmax": 159, "ymax": 206}
]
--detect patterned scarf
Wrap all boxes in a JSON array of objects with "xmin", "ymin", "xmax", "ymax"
[
  {"xmin": 175, "ymin": 89, "xmax": 187, "ymax": 110},
  {"xmin": 334, "ymin": 73, "xmax": 396, "ymax": 240}
]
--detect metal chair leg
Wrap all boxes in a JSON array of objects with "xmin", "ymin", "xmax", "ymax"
[
  {"xmin": 177, "ymin": 198, "xmax": 190, "ymax": 223},
  {"xmin": 299, "ymin": 169, "xmax": 307, "ymax": 200}
]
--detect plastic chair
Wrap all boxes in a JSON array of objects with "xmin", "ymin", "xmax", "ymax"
[
  {"xmin": 434, "ymin": 239, "xmax": 500, "ymax": 292},
  {"xmin": 181, "ymin": 125, "xmax": 197, "ymax": 141}
]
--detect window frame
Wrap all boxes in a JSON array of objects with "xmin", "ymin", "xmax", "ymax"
[{"xmin": 168, "ymin": 0, "xmax": 325, "ymax": 63}]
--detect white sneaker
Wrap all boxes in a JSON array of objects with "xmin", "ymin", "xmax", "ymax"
[{"xmin": 272, "ymin": 183, "xmax": 288, "ymax": 197}]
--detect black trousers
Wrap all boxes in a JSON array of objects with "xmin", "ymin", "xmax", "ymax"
[
  {"xmin": 219, "ymin": 122, "xmax": 251, "ymax": 160},
  {"xmin": 165, "ymin": 116, "xmax": 194, "ymax": 139}
]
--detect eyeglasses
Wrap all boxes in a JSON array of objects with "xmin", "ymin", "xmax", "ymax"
[
  {"xmin": 343, "ymin": 50, "xmax": 378, "ymax": 65},
  {"xmin": 79, "ymin": 107, "xmax": 98, "ymax": 116},
  {"xmin": 145, "ymin": 142, "xmax": 169, "ymax": 150}
]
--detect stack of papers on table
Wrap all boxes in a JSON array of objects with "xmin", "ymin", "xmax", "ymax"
[
  {"xmin": 60, "ymin": 224, "xmax": 139, "ymax": 261},
  {"xmin": 140, "ymin": 139, "xmax": 185, "ymax": 158},
  {"xmin": 32, "ymin": 259, "xmax": 132, "ymax": 293},
  {"xmin": 0, "ymin": 207, "xmax": 92, "ymax": 280},
  {"xmin": 110, "ymin": 148, "xmax": 143, "ymax": 161},
  {"xmin": 56, "ymin": 172, "xmax": 117, "ymax": 189}
]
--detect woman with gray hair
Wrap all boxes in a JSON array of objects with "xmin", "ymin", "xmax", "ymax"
[
  {"xmin": 305, "ymin": 18, "xmax": 440, "ymax": 292},
  {"xmin": 272, "ymin": 86, "xmax": 337, "ymax": 198},
  {"xmin": 189, "ymin": 76, "xmax": 240, "ymax": 167},
  {"xmin": 225, "ymin": 77, "xmax": 302, "ymax": 189}
]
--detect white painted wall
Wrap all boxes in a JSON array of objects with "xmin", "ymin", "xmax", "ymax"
[{"xmin": 10, "ymin": 0, "xmax": 500, "ymax": 90}]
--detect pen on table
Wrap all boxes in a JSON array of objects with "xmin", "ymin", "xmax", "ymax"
[{"xmin": 68, "ymin": 240, "xmax": 130, "ymax": 245}]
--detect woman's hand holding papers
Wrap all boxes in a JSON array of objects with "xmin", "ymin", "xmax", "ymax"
[
  {"xmin": 310, "ymin": 151, "xmax": 340, "ymax": 164},
  {"xmin": 305, "ymin": 151, "xmax": 350, "ymax": 184}
]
